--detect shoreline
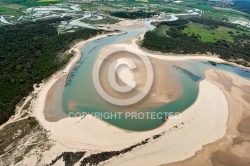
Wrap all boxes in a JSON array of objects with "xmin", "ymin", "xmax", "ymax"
[
  {"xmin": 133, "ymin": 34, "xmax": 250, "ymax": 70},
  {"xmin": 162, "ymin": 69, "xmax": 250, "ymax": 166},
  {"xmin": 34, "ymin": 32, "xmax": 123, "ymax": 129},
  {"xmin": 14, "ymin": 27, "xmax": 250, "ymax": 165},
  {"xmin": 33, "ymin": 37, "xmax": 229, "ymax": 164},
  {"xmin": 105, "ymin": 79, "xmax": 228, "ymax": 166}
]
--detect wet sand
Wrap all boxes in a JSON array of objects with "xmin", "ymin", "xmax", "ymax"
[
  {"xmin": 44, "ymin": 74, "xmax": 67, "ymax": 122},
  {"xmin": 33, "ymin": 32, "xmax": 249, "ymax": 165},
  {"xmin": 162, "ymin": 69, "xmax": 250, "ymax": 166},
  {"xmin": 238, "ymin": 117, "xmax": 250, "ymax": 134},
  {"xmin": 96, "ymin": 46, "xmax": 182, "ymax": 112}
]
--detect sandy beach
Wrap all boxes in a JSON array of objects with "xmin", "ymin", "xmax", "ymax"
[
  {"xmin": 31, "ymin": 40, "xmax": 230, "ymax": 165},
  {"xmin": 21, "ymin": 27, "xmax": 250, "ymax": 166},
  {"xmin": 162, "ymin": 70, "xmax": 250, "ymax": 166},
  {"xmin": 97, "ymin": 19, "xmax": 146, "ymax": 30},
  {"xmin": 36, "ymin": 73, "xmax": 229, "ymax": 165},
  {"xmin": 35, "ymin": 32, "xmax": 122, "ymax": 126}
]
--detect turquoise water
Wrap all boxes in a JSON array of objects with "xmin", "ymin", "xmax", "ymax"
[{"xmin": 61, "ymin": 29, "xmax": 250, "ymax": 131}]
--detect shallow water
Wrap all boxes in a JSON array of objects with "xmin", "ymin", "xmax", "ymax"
[{"xmin": 61, "ymin": 28, "xmax": 250, "ymax": 131}]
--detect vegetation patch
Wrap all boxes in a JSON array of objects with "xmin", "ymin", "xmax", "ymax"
[
  {"xmin": 188, "ymin": 3, "xmax": 213, "ymax": 11},
  {"xmin": 17, "ymin": 1, "xmax": 53, "ymax": 7},
  {"xmin": 142, "ymin": 18, "xmax": 250, "ymax": 66},
  {"xmin": 82, "ymin": 16, "xmax": 119, "ymax": 24},
  {"xmin": 38, "ymin": 0, "xmax": 62, "ymax": 2},
  {"xmin": 49, "ymin": 152, "xmax": 86, "ymax": 166},
  {"xmin": 0, "ymin": 117, "xmax": 38, "ymax": 155},
  {"xmin": 0, "ymin": 18, "xmax": 104, "ymax": 125},
  {"xmin": 0, "ymin": 5, "xmax": 24, "ymax": 15},
  {"xmin": 5, "ymin": 4, "xmax": 26, "ymax": 9},
  {"xmin": 159, "ymin": 8, "xmax": 181, "ymax": 14},
  {"xmin": 109, "ymin": 10, "xmax": 158, "ymax": 19},
  {"xmin": 183, "ymin": 23, "xmax": 235, "ymax": 43},
  {"xmin": 14, "ymin": 156, "xmax": 24, "ymax": 164}
]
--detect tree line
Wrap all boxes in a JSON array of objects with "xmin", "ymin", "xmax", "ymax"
[
  {"xmin": 142, "ymin": 18, "xmax": 250, "ymax": 66},
  {"xmin": 0, "ymin": 18, "xmax": 104, "ymax": 125},
  {"xmin": 109, "ymin": 10, "xmax": 158, "ymax": 19}
]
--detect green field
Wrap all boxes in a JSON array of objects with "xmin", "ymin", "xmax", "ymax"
[
  {"xmin": 17, "ymin": 1, "xmax": 61, "ymax": 7},
  {"xmin": 182, "ymin": 23, "xmax": 250, "ymax": 43},
  {"xmin": 82, "ymin": 16, "xmax": 119, "ymax": 24},
  {"xmin": 38, "ymin": 0, "xmax": 63, "ymax": 2},
  {"xmin": 81, "ymin": 3, "xmax": 98, "ymax": 10},
  {"xmin": 0, "ymin": 5, "xmax": 25, "ymax": 15},
  {"xmin": 176, "ymin": 0, "xmax": 250, "ymax": 20},
  {"xmin": 205, "ymin": 9, "xmax": 250, "ymax": 20},
  {"xmin": 153, "ymin": 25, "xmax": 169, "ymax": 37},
  {"xmin": 159, "ymin": 7, "xmax": 182, "ymax": 14},
  {"xmin": 5, "ymin": 4, "xmax": 26, "ymax": 9},
  {"xmin": 189, "ymin": 4, "xmax": 213, "ymax": 11}
]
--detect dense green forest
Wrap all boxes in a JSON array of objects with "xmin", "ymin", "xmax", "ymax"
[
  {"xmin": 0, "ymin": 18, "xmax": 104, "ymax": 125},
  {"xmin": 109, "ymin": 10, "xmax": 158, "ymax": 19},
  {"xmin": 142, "ymin": 17, "xmax": 250, "ymax": 66}
]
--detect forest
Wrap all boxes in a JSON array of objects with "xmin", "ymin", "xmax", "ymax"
[
  {"xmin": 109, "ymin": 10, "xmax": 158, "ymax": 19},
  {"xmin": 0, "ymin": 18, "xmax": 104, "ymax": 125},
  {"xmin": 142, "ymin": 17, "xmax": 250, "ymax": 66}
]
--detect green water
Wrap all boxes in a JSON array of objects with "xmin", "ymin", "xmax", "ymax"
[{"xmin": 61, "ymin": 29, "xmax": 250, "ymax": 131}]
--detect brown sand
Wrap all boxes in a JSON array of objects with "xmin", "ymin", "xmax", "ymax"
[
  {"xmin": 97, "ymin": 20, "xmax": 146, "ymax": 30},
  {"xmin": 211, "ymin": 150, "xmax": 250, "ymax": 166},
  {"xmin": 162, "ymin": 69, "xmax": 250, "ymax": 166},
  {"xmin": 44, "ymin": 74, "xmax": 67, "ymax": 122},
  {"xmin": 97, "ymin": 48, "xmax": 182, "ymax": 112},
  {"xmin": 238, "ymin": 117, "xmax": 250, "ymax": 134}
]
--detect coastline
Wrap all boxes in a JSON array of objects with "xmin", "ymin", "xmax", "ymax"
[
  {"xmin": 104, "ymin": 77, "xmax": 228, "ymax": 166},
  {"xmin": 23, "ymin": 29, "xmax": 249, "ymax": 165},
  {"xmin": 161, "ymin": 69, "xmax": 250, "ymax": 166},
  {"xmin": 34, "ymin": 32, "xmax": 123, "ymax": 129},
  {"xmin": 33, "ymin": 36, "xmax": 229, "ymax": 162}
]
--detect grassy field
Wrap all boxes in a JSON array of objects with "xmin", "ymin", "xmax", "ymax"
[
  {"xmin": 159, "ymin": 7, "xmax": 182, "ymax": 14},
  {"xmin": 5, "ymin": 4, "xmax": 26, "ymax": 9},
  {"xmin": 82, "ymin": 16, "xmax": 119, "ymax": 24},
  {"xmin": 182, "ymin": 23, "xmax": 250, "ymax": 43},
  {"xmin": 203, "ymin": 8, "xmax": 250, "ymax": 22},
  {"xmin": 0, "ymin": 5, "xmax": 25, "ymax": 15},
  {"xmin": 18, "ymin": 1, "xmax": 58, "ymax": 7},
  {"xmin": 204, "ymin": 11, "xmax": 229, "ymax": 21},
  {"xmin": 153, "ymin": 25, "xmax": 169, "ymax": 37},
  {"xmin": 176, "ymin": 0, "xmax": 250, "ymax": 20},
  {"xmin": 38, "ymin": 0, "xmax": 63, "ymax": 2},
  {"xmin": 189, "ymin": 4, "xmax": 213, "ymax": 11},
  {"xmin": 81, "ymin": 3, "xmax": 98, "ymax": 10}
]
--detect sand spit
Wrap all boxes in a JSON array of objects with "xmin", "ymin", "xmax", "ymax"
[{"xmin": 96, "ymin": 44, "xmax": 182, "ymax": 112}]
